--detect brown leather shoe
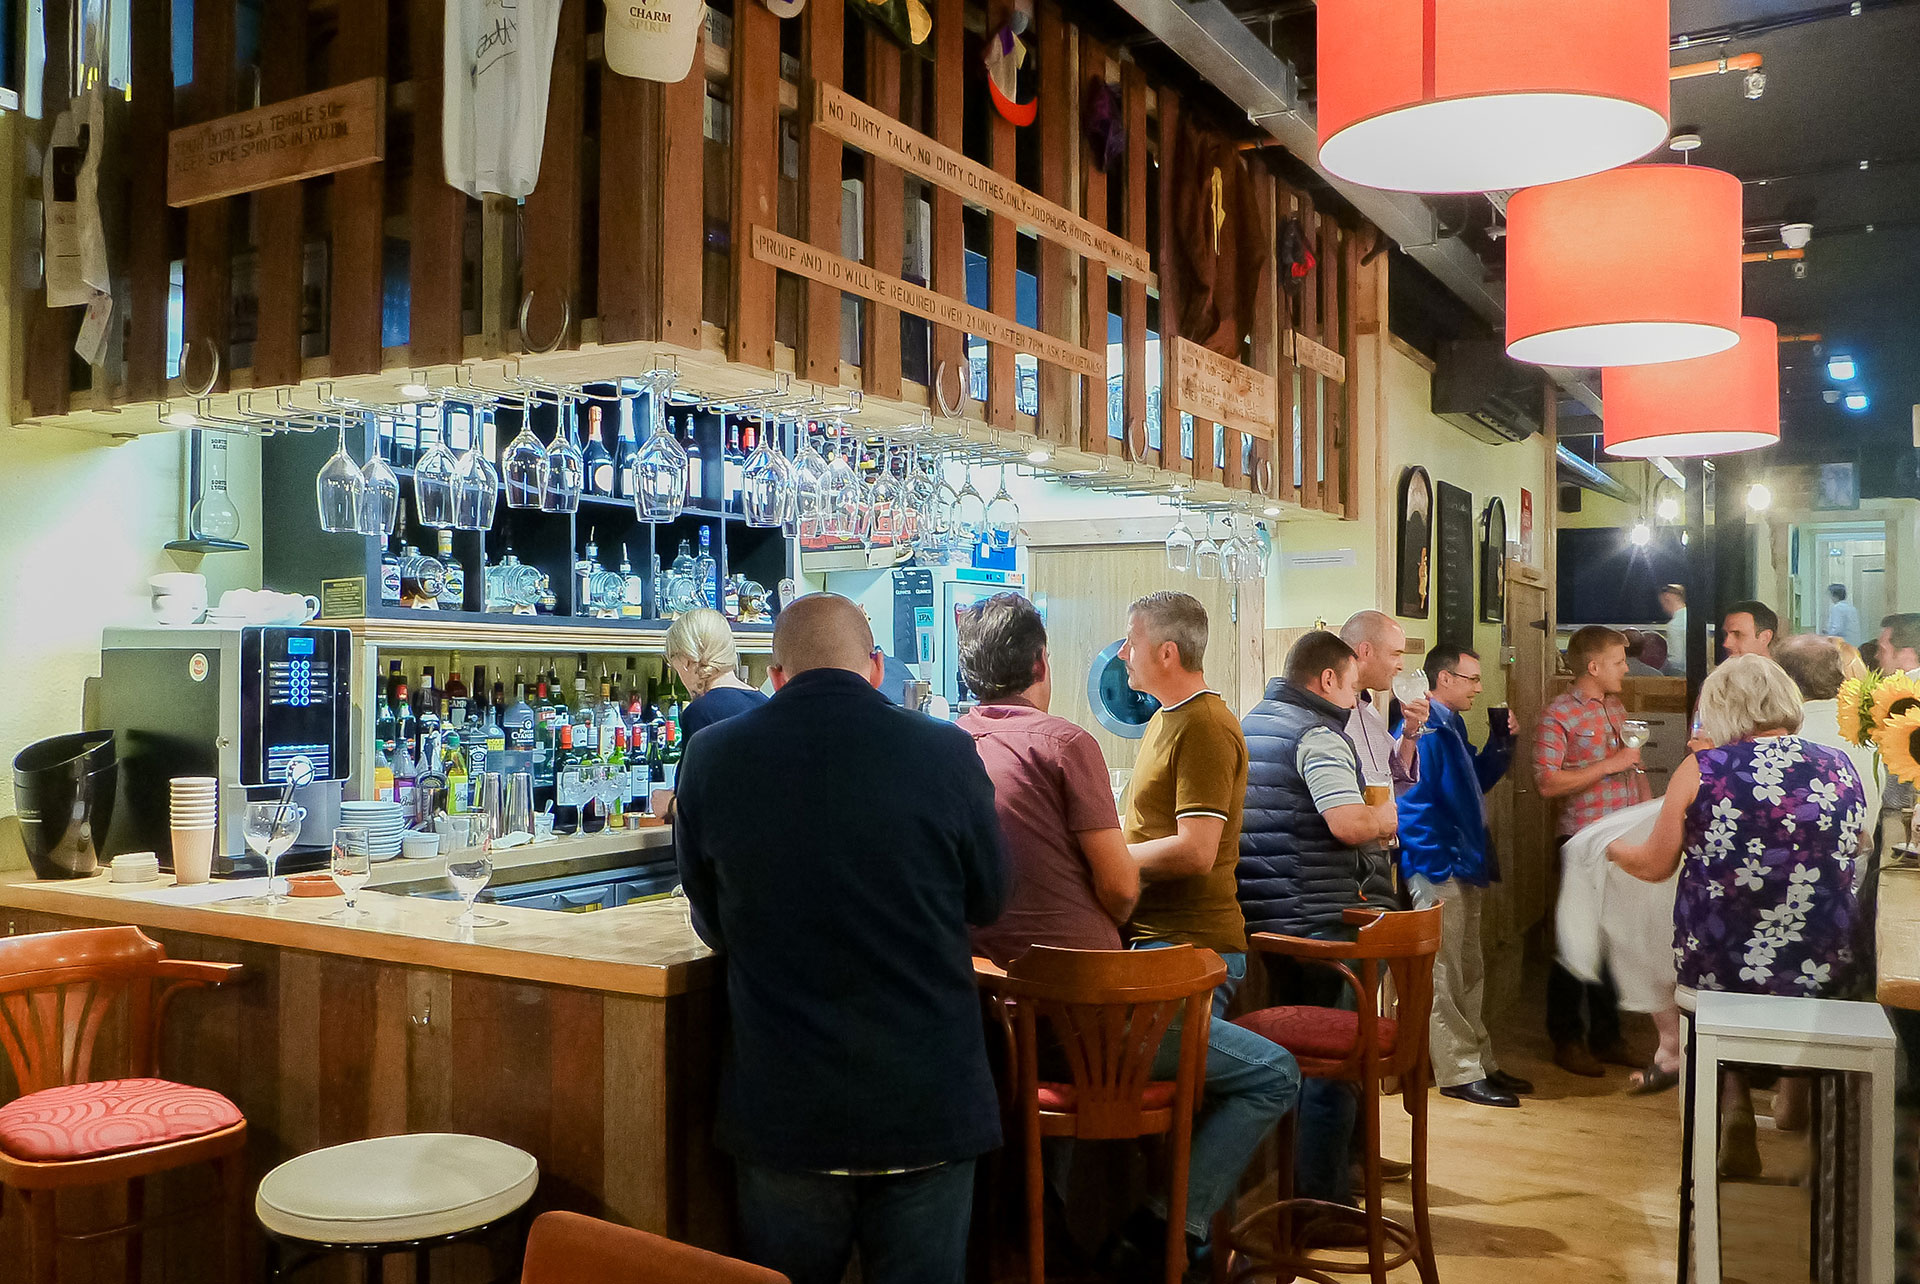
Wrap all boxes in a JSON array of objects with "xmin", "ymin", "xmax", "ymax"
[{"xmin": 1554, "ymin": 1041, "xmax": 1606, "ymax": 1077}]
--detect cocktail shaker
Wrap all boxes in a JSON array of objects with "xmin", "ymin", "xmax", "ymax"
[{"xmin": 505, "ymin": 772, "xmax": 534, "ymax": 837}]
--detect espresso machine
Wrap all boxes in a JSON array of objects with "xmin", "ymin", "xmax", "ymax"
[{"xmin": 91, "ymin": 626, "xmax": 353, "ymax": 875}]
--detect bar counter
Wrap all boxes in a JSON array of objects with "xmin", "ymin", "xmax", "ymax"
[
  {"xmin": 1877, "ymin": 865, "xmax": 1920, "ymax": 1011},
  {"xmin": 0, "ymin": 830, "xmax": 728, "ymax": 1276}
]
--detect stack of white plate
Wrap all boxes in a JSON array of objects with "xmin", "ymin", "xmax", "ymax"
[
  {"xmin": 169, "ymin": 776, "xmax": 219, "ymax": 830},
  {"xmin": 339, "ymin": 800, "xmax": 407, "ymax": 861}
]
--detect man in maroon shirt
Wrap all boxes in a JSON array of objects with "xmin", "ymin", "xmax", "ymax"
[{"xmin": 956, "ymin": 593, "xmax": 1137, "ymax": 963}]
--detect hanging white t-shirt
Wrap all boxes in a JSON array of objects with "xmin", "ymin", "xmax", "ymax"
[{"xmin": 444, "ymin": 0, "xmax": 564, "ymax": 200}]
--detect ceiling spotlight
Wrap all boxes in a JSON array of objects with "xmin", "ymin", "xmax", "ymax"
[
  {"xmin": 1824, "ymin": 389, "xmax": 1842, "ymax": 404},
  {"xmin": 1628, "ymin": 521, "xmax": 1653, "ymax": 547},
  {"xmin": 1168, "ymin": 483, "xmax": 1190, "ymax": 494},
  {"xmin": 1669, "ymin": 132, "xmax": 1703, "ymax": 153},
  {"xmin": 1025, "ymin": 446, "xmax": 1052, "ymax": 465},
  {"xmin": 1828, "ymin": 354, "xmax": 1856, "ymax": 381},
  {"xmin": 1656, "ymin": 495, "xmax": 1681, "ymax": 521},
  {"xmin": 1780, "ymin": 222, "xmax": 1812, "ymax": 250},
  {"xmin": 1262, "ymin": 505, "xmax": 1281, "ymax": 517},
  {"xmin": 1747, "ymin": 481, "xmax": 1773, "ymax": 511},
  {"xmin": 1743, "ymin": 70, "xmax": 1767, "ymax": 100},
  {"xmin": 1845, "ymin": 392, "xmax": 1871, "ymax": 412},
  {"xmin": 160, "ymin": 403, "xmax": 197, "ymax": 428},
  {"xmin": 399, "ymin": 381, "xmax": 432, "ymax": 400},
  {"xmin": 1860, "ymin": 159, "xmax": 1871, "ymax": 171}
]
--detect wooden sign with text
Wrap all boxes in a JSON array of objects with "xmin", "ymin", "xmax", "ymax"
[
  {"xmin": 168, "ymin": 78, "xmax": 385, "ymax": 208},
  {"xmin": 1290, "ymin": 331, "xmax": 1348, "ymax": 383},
  {"xmin": 751, "ymin": 226, "xmax": 1104, "ymax": 379},
  {"xmin": 812, "ymin": 82, "xmax": 1154, "ymax": 284},
  {"xmin": 1166, "ymin": 337, "xmax": 1278, "ymax": 441}
]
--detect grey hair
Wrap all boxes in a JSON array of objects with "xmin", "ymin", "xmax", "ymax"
[
  {"xmin": 1129, "ymin": 591, "xmax": 1208, "ymax": 672},
  {"xmin": 1697, "ymin": 653, "xmax": 1805, "ymax": 747},
  {"xmin": 1340, "ymin": 609, "xmax": 1398, "ymax": 650}
]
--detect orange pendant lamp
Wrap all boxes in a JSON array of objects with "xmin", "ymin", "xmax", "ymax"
[
  {"xmin": 1506, "ymin": 164, "xmax": 1744, "ymax": 368},
  {"xmin": 1316, "ymin": 0, "xmax": 1670, "ymax": 194},
  {"xmin": 1601, "ymin": 317, "xmax": 1781, "ymax": 458}
]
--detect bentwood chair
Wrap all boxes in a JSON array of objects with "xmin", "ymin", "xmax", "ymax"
[
  {"xmin": 978, "ymin": 944, "xmax": 1224, "ymax": 1284},
  {"xmin": 0, "ymin": 926, "xmax": 249, "ymax": 1284},
  {"xmin": 1226, "ymin": 906, "xmax": 1442, "ymax": 1284},
  {"xmin": 521, "ymin": 1209, "xmax": 789, "ymax": 1283}
]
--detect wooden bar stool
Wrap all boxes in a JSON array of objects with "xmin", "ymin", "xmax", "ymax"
[
  {"xmin": 1224, "ymin": 906, "xmax": 1441, "ymax": 1284},
  {"xmin": 0, "ymin": 925, "xmax": 249, "ymax": 1284},
  {"xmin": 521, "ymin": 1209, "xmax": 788, "ymax": 1283},
  {"xmin": 254, "ymin": 1132, "xmax": 539, "ymax": 1280},
  {"xmin": 978, "ymin": 944, "xmax": 1224, "ymax": 1284}
]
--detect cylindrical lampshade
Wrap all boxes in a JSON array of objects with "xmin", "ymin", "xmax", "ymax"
[
  {"xmin": 1602, "ymin": 318, "xmax": 1781, "ymax": 458},
  {"xmin": 1316, "ymin": 0, "xmax": 1670, "ymax": 194},
  {"xmin": 1506, "ymin": 165, "xmax": 1744, "ymax": 368}
]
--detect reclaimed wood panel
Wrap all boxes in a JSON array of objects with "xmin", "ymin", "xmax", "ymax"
[
  {"xmin": 1244, "ymin": 165, "xmax": 1279, "ymax": 498},
  {"xmin": 25, "ymin": 0, "xmax": 77, "ymax": 417},
  {"xmin": 1297, "ymin": 191, "xmax": 1321, "ymax": 511},
  {"xmin": 1338, "ymin": 226, "xmax": 1362, "ymax": 517},
  {"xmin": 1121, "ymin": 64, "xmax": 1148, "ymax": 465},
  {"xmin": 252, "ymin": 0, "xmax": 310, "ymax": 389},
  {"xmin": 800, "ymin": 0, "xmax": 845, "ymax": 384},
  {"xmin": 125, "ymin": 0, "xmax": 175, "ymax": 403},
  {"xmin": 1273, "ymin": 178, "xmax": 1300, "ymax": 506},
  {"xmin": 408, "ymin": 0, "xmax": 467, "ymax": 366},
  {"xmin": 599, "ymin": 67, "xmax": 661, "ymax": 346},
  {"xmin": 729, "ymin": 0, "xmax": 781, "ymax": 371},
  {"xmin": 182, "ymin": 0, "xmax": 237, "ymax": 394},
  {"xmin": 1319, "ymin": 215, "xmax": 1342, "ymax": 515},
  {"xmin": 1034, "ymin": 2, "xmax": 1072, "ymax": 442},
  {"xmin": 1078, "ymin": 37, "xmax": 1112, "ymax": 456},
  {"xmin": 521, "ymin": 0, "xmax": 584, "ymax": 353},
  {"xmin": 327, "ymin": 0, "xmax": 389, "ymax": 376},
  {"xmin": 929, "ymin": 0, "xmax": 968, "ymax": 407},
  {"xmin": 861, "ymin": 33, "xmax": 905, "ymax": 399},
  {"xmin": 987, "ymin": 1, "xmax": 1020, "ymax": 429},
  {"xmin": 660, "ymin": 24, "xmax": 706, "ymax": 349},
  {"xmin": 1154, "ymin": 88, "xmax": 1181, "ymax": 472}
]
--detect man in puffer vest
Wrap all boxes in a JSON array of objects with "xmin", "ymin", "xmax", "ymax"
[{"xmin": 1237, "ymin": 630, "xmax": 1398, "ymax": 1206}]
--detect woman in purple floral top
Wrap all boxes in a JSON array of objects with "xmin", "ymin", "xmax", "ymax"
[{"xmin": 1611, "ymin": 654, "xmax": 1869, "ymax": 1000}]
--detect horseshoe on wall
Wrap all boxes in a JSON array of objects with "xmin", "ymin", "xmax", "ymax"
[{"xmin": 517, "ymin": 289, "xmax": 573, "ymax": 357}]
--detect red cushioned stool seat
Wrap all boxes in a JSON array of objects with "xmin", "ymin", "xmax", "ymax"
[
  {"xmin": 1233, "ymin": 1006, "xmax": 1398, "ymax": 1063},
  {"xmin": 0, "ymin": 1077, "xmax": 244, "ymax": 1163},
  {"xmin": 1037, "ymin": 1080, "xmax": 1179, "ymax": 1112}
]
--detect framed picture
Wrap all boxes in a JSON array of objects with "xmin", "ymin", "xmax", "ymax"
[
  {"xmin": 1813, "ymin": 461, "xmax": 1860, "ymax": 511},
  {"xmin": 1397, "ymin": 466, "xmax": 1433, "ymax": 618},
  {"xmin": 1480, "ymin": 497, "xmax": 1507, "ymax": 623}
]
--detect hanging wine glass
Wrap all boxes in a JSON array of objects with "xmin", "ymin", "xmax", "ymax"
[
  {"xmin": 1194, "ymin": 514, "xmax": 1222, "ymax": 580},
  {"xmin": 357, "ymin": 415, "xmax": 401, "ymax": 537},
  {"xmin": 953, "ymin": 465, "xmax": 988, "ymax": 546},
  {"xmin": 633, "ymin": 369, "xmax": 689, "ymax": 523},
  {"xmin": 1163, "ymin": 501, "xmax": 1195, "ymax": 572},
  {"xmin": 539, "ymin": 394, "xmax": 584, "ymax": 514},
  {"xmin": 501, "ymin": 397, "xmax": 545, "ymax": 509},
  {"xmin": 316, "ymin": 416, "xmax": 364, "ymax": 534},
  {"xmin": 900, "ymin": 445, "xmax": 931, "ymax": 548},
  {"xmin": 1252, "ymin": 522, "xmax": 1272, "ymax": 580},
  {"xmin": 794, "ymin": 423, "xmax": 832, "ymax": 540},
  {"xmin": 414, "ymin": 404, "xmax": 461, "ymax": 527},
  {"xmin": 824, "ymin": 428, "xmax": 862, "ymax": 541},
  {"xmin": 985, "ymin": 463, "xmax": 1020, "ymax": 551},
  {"xmin": 924, "ymin": 455, "xmax": 960, "ymax": 558},
  {"xmin": 452, "ymin": 408, "xmax": 501, "ymax": 533},
  {"xmin": 743, "ymin": 414, "xmax": 795, "ymax": 529},
  {"xmin": 867, "ymin": 442, "xmax": 904, "ymax": 546}
]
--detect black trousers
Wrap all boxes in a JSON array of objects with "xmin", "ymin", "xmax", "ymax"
[{"xmin": 1546, "ymin": 836, "xmax": 1621, "ymax": 1051}]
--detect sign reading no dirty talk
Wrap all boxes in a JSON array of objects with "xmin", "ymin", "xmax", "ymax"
[{"xmin": 168, "ymin": 78, "xmax": 385, "ymax": 208}]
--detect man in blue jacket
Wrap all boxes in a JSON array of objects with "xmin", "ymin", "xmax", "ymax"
[{"xmin": 1397, "ymin": 643, "xmax": 1531, "ymax": 1108}]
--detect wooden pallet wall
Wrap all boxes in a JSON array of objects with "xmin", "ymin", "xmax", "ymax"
[{"xmin": 12, "ymin": 0, "xmax": 1367, "ymax": 518}]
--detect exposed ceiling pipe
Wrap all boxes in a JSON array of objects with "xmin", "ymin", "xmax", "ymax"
[
  {"xmin": 1670, "ymin": 51, "xmax": 1762, "ymax": 79},
  {"xmin": 1557, "ymin": 445, "xmax": 1637, "ymax": 501}
]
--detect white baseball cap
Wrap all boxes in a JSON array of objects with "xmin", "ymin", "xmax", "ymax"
[
  {"xmin": 603, "ymin": 0, "xmax": 706, "ymax": 82},
  {"xmin": 763, "ymin": 0, "xmax": 806, "ymax": 18}
]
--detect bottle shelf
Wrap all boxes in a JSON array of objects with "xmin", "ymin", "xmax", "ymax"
[{"xmin": 330, "ymin": 609, "xmax": 774, "ymax": 654}]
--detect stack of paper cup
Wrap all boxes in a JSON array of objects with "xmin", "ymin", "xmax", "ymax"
[{"xmin": 169, "ymin": 777, "xmax": 219, "ymax": 884}]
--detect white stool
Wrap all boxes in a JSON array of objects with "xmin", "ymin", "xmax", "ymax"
[
  {"xmin": 256, "ymin": 1133, "xmax": 539, "ymax": 1281},
  {"xmin": 1689, "ymin": 991, "xmax": 1896, "ymax": 1284}
]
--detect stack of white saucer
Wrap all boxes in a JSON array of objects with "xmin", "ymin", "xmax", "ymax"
[
  {"xmin": 340, "ymin": 800, "xmax": 406, "ymax": 861},
  {"xmin": 169, "ymin": 777, "xmax": 219, "ymax": 884}
]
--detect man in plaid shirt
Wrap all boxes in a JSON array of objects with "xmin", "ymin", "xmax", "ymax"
[{"xmin": 1534, "ymin": 625, "xmax": 1649, "ymax": 1077}]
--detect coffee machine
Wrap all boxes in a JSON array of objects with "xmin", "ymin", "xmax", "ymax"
[{"xmin": 92, "ymin": 626, "xmax": 353, "ymax": 875}]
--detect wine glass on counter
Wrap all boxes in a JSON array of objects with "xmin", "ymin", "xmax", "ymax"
[
  {"xmin": 324, "ymin": 827, "xmax": 371, "ymax": 921},
  {"xmin": 242, "ymin": 801, "xmax": 305, "ymax": 906},
  {"xmin": 447, "ymin": 842, "xmax": 506, "ymax": 930}
]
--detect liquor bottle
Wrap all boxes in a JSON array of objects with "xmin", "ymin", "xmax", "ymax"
[
  {"xmin": 449, "ymin": 662, "xmax": 472, "ymax": 730},
  {"xmin": 659, "ymin": 719, "xmax": 681, "ymax": 793},
  {"xmin": 614, "ymin": 396, "xmax": 640, "ymax": 498},
  {"xmin": 375, "ymin": 678, "xmax": 398, "ymax": 753},
  {"xmin": 572, "ymin": 658, "xmax": 592, "ymax": 735},
  {"xmin": 503, "ymin": 679, "xmax": 537, "ymax": 753},
  {"xmin": 554, "ymin": 723, "xmax": 581, "ymax": 834},
  {"xmin": 723, "ymin": 421, "xmax": 746, "ymax": 511},
  {"xmin": 376, "ymin": 411, "xmax": 397, "ymax": 464},
  {"xmin": 583, "ymin": 404, "xmax": 615, "ymax": 496},
  {"xmin": 723, "ymin": 573, "xmax": 741, "ymax": 621},
  {"xmin": 373, "ymin": 743, "xmax": 395, "ymax": 803},
  {"xmin": 395, "ymin": 676, "xmax": 417, "ymax": 753},
  {"xmin": 629, "ymin": 722, "xmax": 653, "ymax": 819},
  {"xmin": 694, "ymin": 527, "xmax": 718, "ymax": 610},
  {"xmin": 532, "ymin": 671, "xmax": 557, "ymax": 790},
  {"xmin": 393, "ymin": 738, "xmax": 418, "ymax": 808},
  {"xmin": 684, "ymin": 413, "xmax": 706, "ymax": 506},
  {"xmin": 445, "ymin": 734, "xmax": 468, "ymax": 813},
  {"xmin": 620, "ymin": 545, "xmax": 645, "ymax": 619},
  {"xmin": 417, "ymin": 667, "xmax": 442, "ymax": 745},
  {"xmin": 394, "ymin": 406, "xmax": 419, "ymax": 468},
  {"xmin": 491, "ymin": 676, "xmax": 508, "ymax": 723},
  {"xmin": 437, "ymin": 530, "xmax": 465, "ymax": 610},
  {"xmin": 380, "ymin": 537, "xmax": 403, "ymax": 606},
  {"xmin": 606, "ymin": 727, "xmax": 630, "ymax": 831},
  {"xmin": 399, "ymin": 544, "xmax": 447, "ymax": 610},
  {"xmin": 573, "ymin": 533, "xmax": 598, "ymax": 618}
]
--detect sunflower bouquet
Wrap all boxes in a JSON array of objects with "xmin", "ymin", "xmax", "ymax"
[{"xmin": 1838, "ymin": 669, "xmax": 1920, "ymax": 784}]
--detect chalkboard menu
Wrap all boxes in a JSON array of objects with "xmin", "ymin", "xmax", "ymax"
[{"xmin": 1435, "ymin": 480, "xmax": 1476, "ymax": 650}]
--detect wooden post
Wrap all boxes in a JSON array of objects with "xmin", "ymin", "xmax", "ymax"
[
  {"xmin": 1154, "ymin": 89, "xmax": 1182, "ymax": 474},
  {"xmin": 1245, "ymin": 164, "xmax": 1279, "ymax": 499},
  {"xmin": 521, "ymin": 0, "xmax": 584, "ymax": 353},
  {"xmin": 729, "ymin": 0, "xmax": 781, "ymax": 371},
  {"xmin": 407, "ymin": 0, "xmax": 470, "ymax": 368},
  {"xmin": 1297, "ymin": 192, "xmax": 1322, "ymax": 511},
  {"xmin": 1274, "ymin": 178, "xmax": 1300, "ymax": 507},
  {"xmin": 327, "ymin": 0, "xmax": 388, "ymax": 376},
  {"xmin": 1120, "ymin": 64, "xmax": 1148, "ymax": 465},
  {"xmin": 598, "ymin": 62, "xmax": 664, "ymax": 346},
  {"xmin": 1078, "ymin": 36, "xmax": 1111, "ymax": 456},
  {"xmin": 861, "ymin": 34, "xmax": 905, "ymax": 400},
  {"xmin": 659, "ymin": 25, "xmax": 706, "ymax": 349},
  {"xmin": 125, "ymin": 0, "xmax": 175, "ymax": 403},
  {"xmin": 929, "ymin": 0, "xmax": 969, "ymax": 406},
  {"xmin": 1338, "ymin": 226, "xmax": 1362, "ymax": 518},
  {"xmin": 1034, "ymin": 2, "xmax": 1071, "ymax": 443},
  {"xmin": 182, "ymin": 0, "xmax": 237, "ymax": 393},
  {"xmin": 986, "ymin": 2, "xmax": 1020, "ymax": 429},
  {"xmin": 252, "ymin": 0, "xmax": 310, "ymax": 388},
  {"xmin": 800, "ymin": 0, "xmax": 845, "ymax": 384}
]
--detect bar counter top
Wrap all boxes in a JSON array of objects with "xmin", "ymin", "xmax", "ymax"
[
  {"xmin": 1879, "ymin": 865, "xmax": 1920, "ymax": 1011},
  {"xmin": 0, "ymin": 827, "xmax": 714, "ymax": 997}
]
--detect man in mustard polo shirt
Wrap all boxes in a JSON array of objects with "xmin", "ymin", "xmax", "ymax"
[{"xmin": 1110, "ymin": 591, "xmax": 1296, "ymax": 1276}]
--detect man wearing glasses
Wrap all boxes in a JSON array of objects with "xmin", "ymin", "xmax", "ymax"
[{"xmin": 1396, "ymin": 644, "xmax": 1529, "ymax": 1108}]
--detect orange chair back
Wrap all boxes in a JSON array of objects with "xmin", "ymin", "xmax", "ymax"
[
  {"xmin": 995, "ymin": 945, "xmax": 1224, "ymax": 1140},
  {"xmin": 522, "ymin": 1211, "xmax": 788, "ymax": 1284}
]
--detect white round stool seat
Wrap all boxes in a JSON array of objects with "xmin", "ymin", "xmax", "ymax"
[{"xmin": 256, "ymin": 1133, "xmax": 539, "ymax": 1245}]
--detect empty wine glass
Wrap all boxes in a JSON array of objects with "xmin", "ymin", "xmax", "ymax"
[
  {"xmin": 824, "ymin": 431, "xmax": 861, "ymax": 540},
  {"xmin": 414, "ymin": 405, "xmax": 461, "ymax": 527},
  {"xmin": 452, "ymin": 415, "xmax": 501, "ymax": 532},
  {"xmin": 323, "ymin": 826, "xmax": 371, "ymax": 922},
  {"xmin": 985, "ymin": 464, "xmax": 1020, "ymax": 551},
  {"xmin": 242, "ymin": 801, "xmax": 305, "ymax": 906},
  {"xmin": 867, "ymin": 444, "xmax": 902, "ymax": 546},
  {"xmin": 1194, "ymin": 515, "xmax": 1222, "ymax": 580},
  {"xmin": 794, "ymin": 426, "xmax": 832, "ymax": 540},
  {"xmin": 539, "ymin": 396, "xmax": 585, "ymax": 513},
  {"xmin": 357, "ymin": 422, "xmax": 401, "ymax": 537},
  {"xmin": 633, "ymin": 370, "xmax": 689, "ymax": 523},
  {"xmin": 953, "ymin": 466, "xmax": 988, "ymax": 545},
  {"xmin": 447, "ymin": 840, "xmax": 506, "ymax": 929},
  {"xmin": 501, "ymin": 398, "xmax": 545, "ymax": 509},
  {"xmin": 316, "ymin": 416, "xmax": 364, "ymax": 533},
  {"xmin": 1392, "ymin": 668, "xmax": 1432, "ymax": 738},
  {"xmin": 742, "ymin": 416, "xmax": 793, "ymax": 528},
  {"xmin": 1164, "ymin": 504, "xmax": 1194, "ymax": 572}
]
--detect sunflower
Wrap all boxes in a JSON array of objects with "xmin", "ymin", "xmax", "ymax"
[
  {"xmin": 1870, "ymin": 671, "xmax": 1920, "ymax": 731},
  {"xmin": 1878, "ymin": 708, "xmax": 1920, "ymax": 787},
  {"xmin": 1836, "ymin": 676, "xmax": 1870, "ymax": 746}
]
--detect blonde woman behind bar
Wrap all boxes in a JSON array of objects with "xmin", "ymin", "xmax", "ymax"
[{"xmin": 666, "ymin": 608, "xmax": 767, "ymax": 740}]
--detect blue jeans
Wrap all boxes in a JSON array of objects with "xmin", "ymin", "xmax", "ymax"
[
  {"xmin": 1134, "ymin": 944, "xmax": 1300, "ymax": 1239},
  {"xmin": 735, "ymin": 1159, "xmax": 976, "ymax": 1284},
  {"xmin": 1262, "ymin": 951, "xmax": 1360, "ymax": 1205}
]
